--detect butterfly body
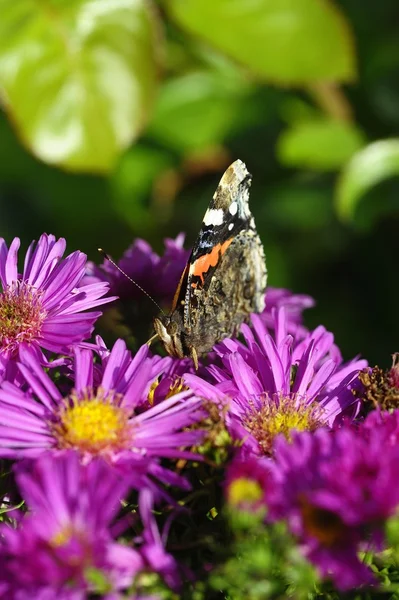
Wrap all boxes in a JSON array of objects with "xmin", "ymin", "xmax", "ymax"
[{"xmin": 153, "ymin": 159, "xmax": 267, "ymax": 368}]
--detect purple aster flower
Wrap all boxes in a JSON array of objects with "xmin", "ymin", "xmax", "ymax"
[
  {"xmin": 224, "ymin": 454, "xmax": 270, "ymax": 512},
  {"xmin": 186, "ymin": 308, "xmax": 367, "ymax": 456},
  {"xmin": 360, "ymin": 407, "xmax": 399, "ymax": 445},
  {"xmin": 0, "ymin": 339, "xmax": 205, "ymax": 493},
  {"xmin": 146, "ymin": 355, "xmax": 201, "ymax": 409},
  {"xmin": 84, "ymin": 234, "xmax": 189, "ymax": 307},
  {"xmin": 266, "ymin": 413, "xmax": 399, "ymax": 590},
  {"xmin": 82, "ymin": 235, "xmax": 190, "ymax": 351},
  {"xmin": 356, "ymin": 353, "xmax": 399, "ymax": 414},
  {"xmin": 0, "ymin": 234, "xmax": 115, "ymax": 383},
  {"xmin": 261, "ymin": 287, "xmax": 315, "ymax": 338},
  {"xmin": 0, "ymin": 452, "xmax": 144, "ymax": 598}
]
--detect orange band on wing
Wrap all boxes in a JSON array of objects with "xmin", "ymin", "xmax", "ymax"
[{"xmin": 191, "ymin": 238, "xmax": 233, "ymax": 284}]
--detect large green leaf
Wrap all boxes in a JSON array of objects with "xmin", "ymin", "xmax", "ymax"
[
  {"xmin": 167, "ymin": 0, "xmax": 355, "ymax": 84},
  {"xmin": 336, "ymin": 140, "xmax": 399, "ymax": 221},
  {"xmin": 147, "ymin": 70, "xmax": 252, "ymax": 152},
  {"xmin": 0, "ymin": 0, "xmax": 160, "ymax": 172},
  {"xmin": 277, "ymin": 119, "xmax": 365, "ymax": 171}
]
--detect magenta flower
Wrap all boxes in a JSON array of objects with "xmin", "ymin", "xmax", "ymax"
[
  {"xmin": 0, "ymin": 234, "xmax": 115, "ymax": 383},
  {"xmin": 82, "ymin": 235, "xmax": 190, "ymax": 351},
  {"xmin": 225, "ymin": 454, "xmax": 270, "ymax": 512},
  {"xmin": 266, "ymin": 413, "xmax": 399, "ymax": 590},
  {"xmin": 0, "ymin": 340, "xmax": 205, "ymax": 489},
  {"xmin": 261, "ymin": 287, "xmax": 315, "ymax": 338},
  {"xmin": 0, "ymin": 452, "xmax": 144, "ymax": 598},
  {"xmin": 84, "ymin": 234, "xmax": 189, "ymax": 307},
  {"xmin": 361, "ymin": 407, "xmax": 399, "ymax": 445},
  {"xmin": 186, "ymin": 308, "xmax": 367, "ymax": 455}
]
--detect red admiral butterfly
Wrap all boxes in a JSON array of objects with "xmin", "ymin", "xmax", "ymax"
[{"xmin": 153, "ymin": 159, "xmax": 267, "ymax": 369}]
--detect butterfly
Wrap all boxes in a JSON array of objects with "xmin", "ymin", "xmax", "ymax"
[{"xmin": 153, "ymin": 159, "xmax": 267, "ymax": 369}]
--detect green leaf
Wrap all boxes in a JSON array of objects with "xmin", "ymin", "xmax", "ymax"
[
  {"xmin": 336, "ymin": 139, "xmax": 399, "ymax": 221},
  {"xmin": 166, "ymin": 0, "xmax": 356, "ymax": 84},
  {"xmin": 147, "ymin": 70, "xmax": 251, "ymax": 152},
  {"xmin": 84, "ymin": 567, "xmax": 112, "ymax": 594},
  {"xmin": 0, "ymin": 0, "xmax": 161, "ymax": 173},
  {"xmin": 277, "ymin": 119, "xmax": 365, "ymax": 171},
  {"xmin": 0, "ymin": 499, "xmax": 24, "ymax": 516},
  {"xmin": 111, "ymin": 144, "xmax": 174, "ymax": 232}
]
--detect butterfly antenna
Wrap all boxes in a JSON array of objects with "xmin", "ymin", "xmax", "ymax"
[{"xmin": 98, "ymin": 248, "xmax": 166, "ymax": 316}]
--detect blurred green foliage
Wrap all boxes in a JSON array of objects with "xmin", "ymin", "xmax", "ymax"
[{"xmin": 0, "ymin": 0, "xmax": 398, "ymax": 364}]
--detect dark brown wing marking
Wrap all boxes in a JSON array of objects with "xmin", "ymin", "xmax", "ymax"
[
  {"xmin": 170, "ymin": 263, "xmax": 189, "ymax": 313},
  {"xmin": 184, "ymin": 228, "xmax": 266, "ymax": 355}
]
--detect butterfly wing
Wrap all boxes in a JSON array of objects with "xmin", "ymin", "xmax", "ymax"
[{"xmin": 180, "ymin": 159, "xmax": 267, "ymax": 354}]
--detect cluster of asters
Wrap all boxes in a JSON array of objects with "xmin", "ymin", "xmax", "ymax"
[{"xmin": 0, "ymin": 232, "xmax": 397, "ymax": 597}]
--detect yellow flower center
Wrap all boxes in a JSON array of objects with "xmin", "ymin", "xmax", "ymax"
[
  {"xmin": 0, "ymin": 281, "xmax": 46, "ymax": 355},
  {"xmin": 49, "ymin": 523, "xmax": 95, "ymax": 573},
  {"xmin": 269, "ymin": 407, "xmax": 316, "ymax": 439},
  {"xmin": 51, "ymin": 524, "xmax": 75, "ymax": 547},
  {"xmin": 52, "ymin": 388, "xmax": 132, "ymax": 456},
  {"xmin": 148, "ymin": 376, "xmax": 187, "ymax": 405},
  {"xmin": 228, "ymin": 477, "xmax": 263, "ymax": 507},
  {"xmin": 244, "ymin": 392, "xmax": 324, "ymax": 456}
]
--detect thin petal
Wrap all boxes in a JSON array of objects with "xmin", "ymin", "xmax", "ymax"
[
  {"xmin": 0, "ymin": 237, "xmax": 8, "ymax": 287},
  {"xmin": 5, "ymin": 237, "xmax": 20, "ymax": 285},
  {"xmin": 19, "ymin": 345, "xmax": 63, "ymax": 403},
  {"xmin": 101, "ymin": 339, "xmax": 131, "ymax": 391},
  {"xmin": 74, "ymin": 347, "xmax": 94, "ymax": 391}
]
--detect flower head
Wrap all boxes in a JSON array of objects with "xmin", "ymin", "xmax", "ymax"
[
  {"xmin": 266, "ymin": 412, "xmax": 399, "ymax": 589},
  {"xmin": 82, "ymin": 235, "xmax": 190, "ymax": 351},
  {"xmin": 0, "ymin": 234, "xmax": 115, "ymax": 382},
  {"xmin": 84, "ymin": 234, "xmax": 189, "ymax": 307},
  {"xmin": 186, "ymin": 308, "xmax": 367, "ymax": 455},
  {"xmin": 360, "ymin": 407, "xmax": 399, "ymax": 445},
  {"xmin": 225, "ymin": 454, "xmax": 270, "ymax": 512},
  {"xmin": 0, "ymin": 452, "xmax": 143, "ymax": 598},
  {"xmin": 0, "ymin": 340, "xmax": 204, "ymax": 492},
  {"xmin": 357, "ymin": 353, "xmax": 399, "ymax": 414}
]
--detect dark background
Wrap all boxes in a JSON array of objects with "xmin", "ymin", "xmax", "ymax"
[{"xmin": 0, "ymin": 0, "xmax": 398, "ymax": 366}]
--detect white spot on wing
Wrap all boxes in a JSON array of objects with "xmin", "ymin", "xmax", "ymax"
[
  {"xmin": 229, "ymin": 201, "xmax": 238, "ymax": 215},
  {"xmin": 203, "ymin": 208, "xmax": 224, "ymax": 226},
  {"xmin": 228, "ymin": 223, "xmax": 234, "ymax": 230}
]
